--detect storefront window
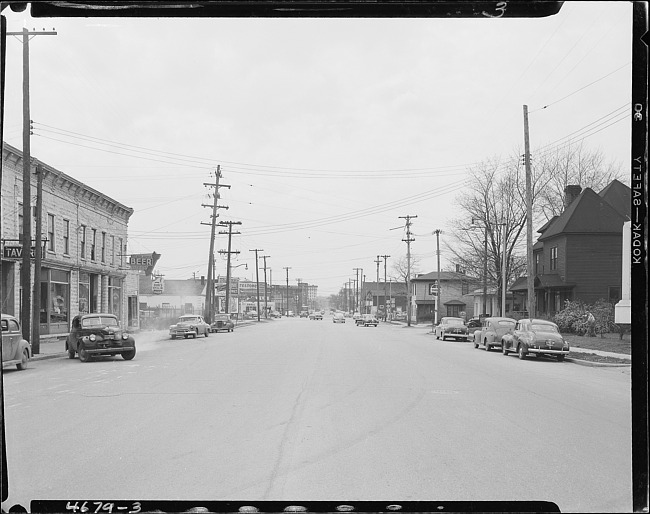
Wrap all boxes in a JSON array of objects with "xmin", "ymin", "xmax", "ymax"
[
  {"xmin": 79, "ymin": 272, "xmax": 90, "ymax": 314},
  {"xmin": 108, "ymin": 277, "xmax": 122, "ymax": 317},
  {"xmin": 50, "ymin": 269, "xmax": 70, "ymax": 325}
]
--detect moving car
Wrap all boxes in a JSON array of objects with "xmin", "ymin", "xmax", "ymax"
[
  {"xmin": 270, "ymin": 311, "xmax": 282, "ymax": 318},
  {"xmin": 66, "ymin": 313, "xmax": 136, "ymax": 362},
  {"xmin": 169, "ymin": 314, "xmax": 210, "ymax": 339},
  {"xmin": 210, "ymin": 313, "xmax": 235, "ymax": 333},
  {"xmin": 308, "ymin": 312, "xmax": 323, "ymax": 320},
  {"xmin": 332, "ymin": 312, "xmax": 346, "ymax": 323},
  {"xmin": 473, "ymin": 317, "xmax": 516, "ymax": 351},
  {"xmin": 434, "ymin": 317, "xmax": 469, "ymax": 341},
  {"xmin": 357, "ymin": 314, "xmax": 379, "ymax": 327},
  {"xmin": 299, "ymin": 311, "xmax": 309, "ymax": 318},
  {"xmin": 1, "ymin": 313, "xmax": 31, "ymax": 370},
  {"xmin": 501, "ymin": 318, "xmax": 570, "ymax": 361}
]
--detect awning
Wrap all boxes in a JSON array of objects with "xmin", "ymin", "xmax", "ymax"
[
  {"xmin": 534, "ymin": 274, "xmax": 576, "ymax": 289},
  {"xmin": 443, "ymin": 300, "xmax": 466, "ymax": 306}
]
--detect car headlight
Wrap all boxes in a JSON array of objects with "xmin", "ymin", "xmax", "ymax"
[
  {"xmin": 89, "ymin": 334, "xmax": 96, "ymax": 342},
  {"xmin": 122, "ymin": 333, "xmax": 129, "ymax": 340}
]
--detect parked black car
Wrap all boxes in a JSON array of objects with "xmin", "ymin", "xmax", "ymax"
[
  {"xmin": 66, "ymin": 313, "xmax": 136, "ymax": 362},
  {"xmin": 1, "ymin": 313, "xmax": 32, "ymax": 370}
]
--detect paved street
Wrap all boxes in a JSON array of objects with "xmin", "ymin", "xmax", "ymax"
[{"xmin": 2, "ymin": 317, "xmax": 631, "ymax": 512}]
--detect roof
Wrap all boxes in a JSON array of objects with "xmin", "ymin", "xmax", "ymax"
[
  {"xmin": 599, "ymin": 179, "xmax": 631, "ymax": 219},
  {"xmin": 443, "ymin": 299, "xmax": 466, "ymax": 306},
  {"xmin": 412, "ymin": 271, "xmax": 474, "ymax": 282},
  {"xmin": 139, "ymin": 275, "xmax": 205, "ymax": 296},
  {"xmin": 509, "ymin": 276, "xmax": 529, "ymax": 292},
  {"xmin": 538, "ymin": 186, "xmax": 628, "ymax": 241}
]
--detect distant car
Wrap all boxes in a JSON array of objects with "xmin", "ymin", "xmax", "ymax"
[
  {"xmin": 501, "ymin": 318, "xmax": 569, "ymax": 361},
  {"xmin": 434, "ymin": 317, "xmax": 469, "ymax": 341},
  {"xmin": 352, "ymin": 312, "xmax": 362, "ymax": 322},
  {"xmin": 270, "ymin": 311, "xmax": 282, "ymax": 318},
  {"xmin": 358, "ymin": 314, "xmax": 379, "ymax": 327},
  {"xmin": 332, "ymin": 312, "xmax": 346, "ymax": 323},
  {"xmin": 299, "ymin": 311, "xmax": 309, "ymax": 318},
  {"xmin": 210, "ymin": 314, "xmax": 235, "ymax": 333},
  {"xmin": 466, "ymin": 317, "xmax": 483, "ymax": 337},
  {"xmin": 309, "ymin": 312, "xmax": 323, "ymax": 320},
  {"xmin": 66, "ymin": 313, "xmax": 136, "ymax": 362},
  {"xmin": 1, "ymin": 313, "xmax": 32, "ymax": 370},
  {"xmin": 169, "ymin": 314, "xmax": 210, "ymax": 339},
  {"xmin": 287, "ymin": 311, "xmax": 295, "ymax": 317},
  {"xmin": 393, "ymin": 312, "xmax": 407, "ymax": 321},
  {"xmin": 473, "ymin": 317, "xmax": 516, "ymax": 351}
]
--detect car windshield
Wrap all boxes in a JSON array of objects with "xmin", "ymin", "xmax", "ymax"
[
  {"xmin": 499, "ymin": 321, "xmax": 516, "ymax": 327},
  {"xmin": 81, "ymin": 317, "xmax": 118, "ymax": 328},
  {"xmin": 214, "ymin": 315, "xmax": 229, "ymax": 321},
  {"xmin": 0, "ymin": 4, "xmax": 633, "ymax": 513}
]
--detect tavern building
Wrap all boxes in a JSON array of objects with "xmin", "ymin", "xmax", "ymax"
[{"xmin": 1, "ymin": 142, "xmax": 140, "ymax": 335}]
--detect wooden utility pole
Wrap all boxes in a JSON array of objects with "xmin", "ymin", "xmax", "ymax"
[
  {"xmin": 381, "ymin": 255, "xmax": 390, "ymax": 321},
  {"xmin": 523, "ymin": 105, "xmax": 535, "ymax": 318},
  {"xmin": 6, "ymin": 27, "xmax": 56, "ymax": 341},
  {"xmin": 31, "ymin": 164, "xmax": 43, "ymax": 353},
  {"xmin": 283, "ymin": 267, "xmax": 291, "ymax": 315},
  {"xmin": 218, "ymin": 221, "xmax": 240, "ymax": 315},
  {"xmin": 249, "ymin": 249, "xmax": 263, "ymax": 322},
  {"xmin": 261, "ymin": 255, "xmax": 270, "ymax": 318},
  {"xmin": 433, "ymin": 229, "xmax": 442, "ymax": 325},
  {"xmin": 353, "ymin": 268, "xmax": 362, "ymax": 314},
  {"xmin": 201, "ymin": 166, "xmax": 229, "ymax": 323},
  {"xmin": 399, "ymin": 215, "xmax": 417, "ymax": 326},
  {"xmin": 375, "ymin": 255, "xmax": 381, "ymax": 316}
]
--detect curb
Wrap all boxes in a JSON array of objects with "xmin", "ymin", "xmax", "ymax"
[{"xmin": 566, "ymin": 357, "xmax": 631, "ymax": 368}]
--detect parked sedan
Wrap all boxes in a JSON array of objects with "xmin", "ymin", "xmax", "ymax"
[
  {"xmin": 169, "ymin": 314, "xmax": 210, "ymax": 339},
  {"xmin": 501, "ymin": 318, "xmax": 569, "ymax": 361},
  {"xmin": 473, "ymin": 317, "xmax": 516, "ymax": 351},
  {"xmin": 434, "ymin": 317, "xmax": 469, "ymax": 341},
  {"xmin": 358, "ymin": 314, "xmax": 379, "ymax": 327},
  {"xmin": 66, "ymin": 313, "xmax": 136, "ymax": 362},
  {"xmin": 308, "ymin": 312, "xmax": 323, "ymax": 320},
  {"xmin": 210, "ymin": 314, "xmax": 235, "ymax": 333},
  {"xmin": 1, "ymin": 313, "xmax": 32, "ymax": 370}
]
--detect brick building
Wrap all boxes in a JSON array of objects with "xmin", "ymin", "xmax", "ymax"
[
  {"xmin": 410, "ymin": 271, "xmax": 480, "ymax": 323},
  {"xmin": 1, "ymin": 142, "xmax": 138, "ymax": 335}
]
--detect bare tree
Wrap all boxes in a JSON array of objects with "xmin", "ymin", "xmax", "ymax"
[
  {"xmin": 390, "ymin": 254, "xmax": 421, "ymax": 287},
  {"xmin": 534, "ymin": 142, "xmax": 625, "ymax": 220}
]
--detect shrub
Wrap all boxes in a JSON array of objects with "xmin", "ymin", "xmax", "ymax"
[
  {"xmin": 553, "ymin": 299, "xmax": 585, "ymax": 333},
  {"xmin": 553, "ymin": 298, "xmax": 616, "ymax": 336}
]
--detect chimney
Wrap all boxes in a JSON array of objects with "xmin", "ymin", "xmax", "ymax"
[
  {"xmin": 201, "ymin": 275, "xmax": 205, "ymax": 285},
  {"xmin": 564, "ymin": 185, "xmax": 582, "ymax": 209}
]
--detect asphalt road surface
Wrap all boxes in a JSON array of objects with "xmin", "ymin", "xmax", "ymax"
[{"xmin": 2, "ymin": 316, "xmax": 632, "ymax": 512}]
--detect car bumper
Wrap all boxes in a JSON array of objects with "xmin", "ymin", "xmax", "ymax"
[
  {"xmin": 85, "ymin": 345, "xmax": 135, "ymax": 355},
  {"xmin": 526, "ymin": 347, "xmax": 569, "ymax": 355},
  {"xmin": 170, "ymin": 330, "xmax": 197, "ymax": 337}
]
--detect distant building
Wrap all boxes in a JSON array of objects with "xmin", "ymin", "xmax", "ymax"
[{"xmin": 359, "ymin": 280, "xmax": 408, "ymax": 317}]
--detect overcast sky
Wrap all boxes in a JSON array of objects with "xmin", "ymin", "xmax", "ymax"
[{"xmin": 1, "ymin": 2, "xmax": 632, "ymax": 296}]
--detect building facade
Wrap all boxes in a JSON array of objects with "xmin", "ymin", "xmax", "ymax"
[
  {"xmin": 410, "ymin": 271, "xmax": 480, "ymax": 323},
  {"xmin": 1, "ymin": 142, "xmax": 137, "ymax": 335}
]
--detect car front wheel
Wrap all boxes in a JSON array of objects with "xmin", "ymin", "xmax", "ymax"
[
  {"xmin": 78, "ymin": 345, "xmax": 90, "ymax": 362},
  {"xmin": 67, "ymin": 343, "xmax": 75, "ymax": 359},
  {"xmin": 502, "ymin": 342, "xmax": 509, "ymax": 355},
  {"xmin": 205, "ymin": 329, "xmax": 209, "ymax": 338},
  {"xmin": 484, "ymin": 340, "xmax": 490, "ymax": 351},
  {"xmin": 518, "ymin": 345, "xmax": 527, "ymax": 360}
]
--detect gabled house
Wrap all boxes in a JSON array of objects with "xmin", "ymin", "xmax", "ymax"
[{"xmin": 513, "ymin": 180, "xmax": 630, "ymax": 317}]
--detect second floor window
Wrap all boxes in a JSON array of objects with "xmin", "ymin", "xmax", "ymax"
[
  {"xmin": 91, "ymin": 229, "xmax": 97, "ymax": 261},
  {"xmin": 550, "ymin": 246, "xmax": 558, "ymax": 271},
  {"xmin": 535, "ymin": 253, "xmax": 542, "ymax": 274},
  {"xmin": 47, "ymin": 214, "xmax": 55, "ymax": 252},
  {"xmin": 63, "ymin": 220, "xmax": 70, "ymax": 255},
  {"xmin": 80, "ymin": 225, "xmax": 86, "ymax": 259},
  {"xmin": 111, "ymin": 235, "xmax": 115, "ymax": 265},
  {"xmin": 101, "ymin": 232, "xmax": 107, "ymax": 262}
]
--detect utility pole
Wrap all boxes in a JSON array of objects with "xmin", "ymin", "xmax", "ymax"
[
  {"xmin": 7, "ymin": 27, "xmax": 57, "ymax": 341},
  {"xmin": 249, "ymin": 249, "xmax": 263, "ymax": 322},
  {"xmin": 523, "ymin": 105, "xmax": 535, "ymax": 318},
  {"xmin": 31, "ymin": 163, "xmax": 43, "ymax": 353},
  {"xmin": 375, "ymin": 256, "xmax": 381, "ymax": 317},
  {"xmin": 433, "ymin": 229, "xmax": 442, "ymax": 326},
  {"xmin": 353, "ymin": 268, "xmax": 362, "ymax": 314},
  {"xmin": 284, "ymin": 267, "xmax": 291, "ymax": 316},
  {"xmin": 218, "ymin": 221, "xmax": 241, "ymax": 315},
  {"xmin": 381, "ymin": 255, "xmax": 390, "ymax": 321},
  {"xmin": 262, "ymin": 255, "xmax": 270, "ymax": 318},
  {"xmin": 399, "ymin": 215, "xmax": 417, "ymax": 327},
  {"xmin": 201, "ymin": 166, "xmax": 229, "ymax": 323}
]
